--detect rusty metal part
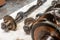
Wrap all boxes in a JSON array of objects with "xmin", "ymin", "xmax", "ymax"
[
  {"xmin": 23, "ymin": 17, "xmax": 35, "ymax": 34},
  {"xmin": 0, "ymin": 0, "xmax": 6, "ymax": 7},
  {"xmin": 30, "ymin": 1, "xmax": 60, "ymax": 39},
  {"xmin": 31, "ymin": 21, "xmax": 60, "ymax": 40},
  {"xmin": 1, "ymin": 15, "xmax": 17, "ymax": 32}
]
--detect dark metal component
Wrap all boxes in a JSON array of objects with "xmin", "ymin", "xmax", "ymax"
[
  {"xmin": 23, "ymin": 25, "xmax": 32, "ymax": 34},
  {"xmin": 1, "ymin": 0, "xmax": 47, "ymax": 32},
  {"xmin": 31, "ymin": 21, "xmax": 60, "ymax": 40},
  {"xmin": 52, "ymin": 0, "xmax": 58, "ymax": 6},
  {"xmin": 44, "ymin": 0, "xmax": 60, "ymax": 23},
  {"xmin": 36, "ymin": 13, "xmax": 43, "ymax": 18},
  {"xmin": 15, "ymin": 0, "xmax": 47, "ymax": 23},
  {"xmin": 23, "ymin": 13, "xmax": 57, "ymax": 34},
  {"xmin": 45, "ymin": 0, "xmax": 60, "ymax": 23},
  {"xmin": 31, "ymin": 0, "xmax": 60, "ymax": 39},
  {"xmin": 15, "ymin": 12, "xmax": 24, "ymax": 23},
  {"xmin": 1, "ymin": 23, "xmax": 7, "ymax": 29},
  {"xmin": 1, "ymin": 15, "xmax": 17, "ymax": 32},
  {"xmin": 23, "ymin": 17, "xmax": 35, "ymax": 34},
  {"xmin": 45, "ymin": 0, "xmax": 59, "ymax": 13}
]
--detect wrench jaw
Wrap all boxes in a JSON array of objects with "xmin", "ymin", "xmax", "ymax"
[{"xmin": 1, "ymin": 15, "xmax": 17, "ymax": 32}]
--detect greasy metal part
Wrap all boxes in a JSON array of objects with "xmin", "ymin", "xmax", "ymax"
[
  {"xmin": 1, "ymin": 0, "xmax": 47, "ymax": 32},
  {"xmin": 45, "ymin": 0, "xmax": 60, "ymax": 21},
  {"xmin": 30, "ymin": 0, "xmax": 60, "ymax": 39},
  {"xmin": 23, "ymin": 12, "xmax": 57, "ymax": 35},
  {"xmin": 23, "ymin": 17, "xmax": 36, "ymax": 34},
  {"xmin": 1, "ymin": 15, "xmax": 17, "ymax": 32},
  {"xmin": 18, "ymin": 0, "xmax": 47, "ymax": 34},
  {"xmin": 15, "ymin": 0, "xmax": 47, "ymax": 23},
  {"xmin": 15, "ymin": 12, "xmax": 24, "ymax": 23},
  {"xmin": 45, "ymin": 0, "xmax": 60, "ymax": 13},
  {"xmin": 31, "ymin": 21, "xmax": 60, "ymax": 40}
]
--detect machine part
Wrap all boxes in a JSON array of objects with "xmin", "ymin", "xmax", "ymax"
[
  {"xmin": 31, "ymin": 22, "xmax": 60, "ymax": 40},
  {"xmin": 37, "ymin": 0, "xmax": 47, "ymax": 6},
  {"xmin": 45, "ymin": 0, "xmax": 60, "ymax": 13},
  {"xmin": 35, "ymin": 13, "xmax": 44, "ymax": 19},
  {"xmin": 23, "ymin": 17, "xmax": 36, "ymax": 34},
  {"xmin": 44, "ymin": 0, "xmax": 60, "ymax": 26},
  {"xmin": 1, "ymin": 0, "xmax": 47, "ymax": 32},
  {"xmin": 15, "ymin": 0, "xmax": 47, "ymax": 23},
  {"xmin": 15, "ymin": 12, "xmax": 24, "ymax": 23},
  {"xmin": 23, "ymin": 13, "xmax": 57, "ymax": 34},
  {"xmin": 0, "ymin": 0, "xmax": 6, "ymax": 7},
  {"xmin": 1, "ymin": 15, "xmax": 17, "ymax": 32}
]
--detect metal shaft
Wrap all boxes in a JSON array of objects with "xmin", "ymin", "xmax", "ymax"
[{"xmin": 15, "ymin": 0, "xmax": 47, "ymax": 23}]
